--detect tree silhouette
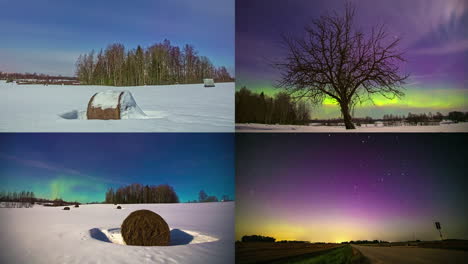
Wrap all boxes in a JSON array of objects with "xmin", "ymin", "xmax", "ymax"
[
  {"xmin": 198, "ymin": 190, "xmax": 208, "ymax": 202},
  {"xmin": 275, "ymin": 3, "xmax": 408, "ymax": 129},
  {"xmin": 104, "ymin": 184, "xmax": 179, "ymax": 204}
]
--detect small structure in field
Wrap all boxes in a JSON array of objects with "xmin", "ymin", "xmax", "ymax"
[
  {"xmin": 86, "ymin": 91, "xmax": 147, "ymax": 120},
  {"xmin": 121, "ymin": 210, "xmax": 170, "ymax": 246},
  {"xmin": 203, "ymin": 78, "xmax": 215, "ymax": 87}
]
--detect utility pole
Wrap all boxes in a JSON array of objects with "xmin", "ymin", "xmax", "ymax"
[{"xmin": 435, "ymin": 222, "xmax": 443, "ymax": 240}]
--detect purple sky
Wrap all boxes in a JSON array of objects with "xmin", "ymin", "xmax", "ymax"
[
  {"xmin": 236, "ymin": 134, "xmax": 468, "ymax": 242},
  {"xmin": 236, "ymin": 0, "xmax": 468, "ymax": 117}
]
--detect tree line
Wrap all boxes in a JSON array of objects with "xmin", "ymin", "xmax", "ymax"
[
  {"xmin": 235, "ymin": 87, "xmax": 310, "ymax": 125},
  {"xmin": 0, "ymin": 72, "xmax": 78, "ymax": 85},
  {"xmin": 241, "ymin": 235, "xmax": 276, "ymax": 242},
  {"xmin": 376, "ymin": 111, "xmax": 467, "ymax": 124},
  {"xmin": 76, "ymin": 40, "xmax": 233, "ymax": 86},
  {"xmin": 0, "ymin": 72, "xmax": 77, "ymax": 81},
  {"xmin": 104, "ymin": 183, "xmax": 179, "ymax": 204},
  {"xmin": 0, "ymin": 190, "xmax": 35, "ymax": 208}
]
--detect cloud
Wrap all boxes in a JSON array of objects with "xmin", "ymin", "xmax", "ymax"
[
  {"xmin": 0, "ymin": 153, "xmax": 127, "ymax": 185},
  {"xmin": 414, "ymin": 39, "xmax": 468, "ymax": 55}
]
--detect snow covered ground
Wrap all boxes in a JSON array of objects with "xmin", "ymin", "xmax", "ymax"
[
  {"xmin": 0, "ymin": 202, "xmax": 234, "ymax": 264},
  {"xmin": 236, "ymin": 122, "xmax": 468, "ymax": 132},
  {"xmin": 0, "ymin": 81, "xmax": 234, "ymax": 132}
]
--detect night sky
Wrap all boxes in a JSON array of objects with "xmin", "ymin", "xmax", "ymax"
[
  {"xmin": 0, "ymin": 133, "xmax": 234, "ymax": 203},
  {"xmin": 0, "ymin": 0, "xmax": 234, "ymax": 76},
  {"xmin": 236, "ymin": 0, "xmax": 468, "ymax": 118},
  {"xmin": 236, "ymin": 134, "xmax": 468, "ymax": 243}
]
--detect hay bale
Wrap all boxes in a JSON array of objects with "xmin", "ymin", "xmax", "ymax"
[
  {"xmin": 121, "ymin": 210, "xmax": 170, "ymax": 246},
  {"xmin": 87, "ymin": 91, "xmax": 122, "ymax": 120},
  {"xmin": 63, "ymin": 207, "xmax": 70, "ymax": 210},
  {"xmin": 203, "ymin": 78, "xmax": 215, "ymax": 87},
  {"xmin": 117, "ymin": 206, "xmax": 122, "ymax": 209},
  {"xmin": 86, "ymin": 91, "xmax": 146, "ymax": 120},
  {"xmin": 74, "ymin": 204, "xmax": 79, "ymax": 208}
]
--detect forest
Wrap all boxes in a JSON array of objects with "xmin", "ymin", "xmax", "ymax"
[
  {"xmin": 75, "ymin": 40, "xmax": 233, "ymax": 86},
  {"xmin": 104, "ymin": 183, "xmax": 179, "ymax": 204},
  {"xmin": 235, "ymin": 87, "xmax": 310, "ymax": 125},
  {"xmin": 0, "ymin": 190, "xmax": 36, "ymax": 208}
]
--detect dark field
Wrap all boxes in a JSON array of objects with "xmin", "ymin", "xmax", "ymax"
[{"xmin": 235, "ymin": 242, "xmax": 360, "ymax": 264}]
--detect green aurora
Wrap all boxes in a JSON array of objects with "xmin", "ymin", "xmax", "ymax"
[
  {"xmin": 236, "ymin": 81, "xmax": 468, "ymax": 119},
  {"xmin": 2, "ymin": 174, "xmax": 109, "ymax": 203}
]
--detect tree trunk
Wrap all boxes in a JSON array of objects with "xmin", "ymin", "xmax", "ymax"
[{"xmin": 340, "ymin": 101, "xmax": 355, "ymax": 129}]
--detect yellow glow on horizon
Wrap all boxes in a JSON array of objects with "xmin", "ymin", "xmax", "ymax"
[
  {"xmin": 236, "ymin": 213, "xmax": 376, "ymax": 243},
  {"xmin": 335, "ymin": 238, "xmax": 350, "ymax": 243}
]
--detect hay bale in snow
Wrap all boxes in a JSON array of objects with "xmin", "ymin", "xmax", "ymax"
[
  {"xmin": 121, "ymin": 210, "xmax": 170, "ymax": 246},
  {"xmin": 63, "ymin": 207, "xmax": 70, "ymax": 210},
  {"xmin": 86, "ymin": 91, "xmax": 146, "ymax": 120},
  {"xmin": 74, "ymin": 204, "xmax": 79, "ymax": 208},
  {"xmin": 116, "ymin": 206, "xmax": 122, "ymax": 209},
  {"xmin": 203, "ymin": 78, "xmax": 215, "ymax": 87}
]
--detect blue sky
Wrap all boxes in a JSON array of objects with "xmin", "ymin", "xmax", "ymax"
[
  {"xmin": 0, "ymin": 0, "xmax": 234, "ymax": 76},
  {"xmin": 0, "ymin": 133, "xmax": 234, "ymax": 203}
]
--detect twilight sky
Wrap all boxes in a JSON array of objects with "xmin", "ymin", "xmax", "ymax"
[
  {"xmin": 236, "ymin": 134, "xmax": 468, "ymax": 243},
  {"xmin": 236, "ymin": 0, "xmax": 468, "ymax": 118},
  {"xmin": 0, "ymin": 0, "xmax": 234, "ymax": 76},
  {"xmin": 0, "ymin": 133, "xmax": 234, "ymax": 203}
]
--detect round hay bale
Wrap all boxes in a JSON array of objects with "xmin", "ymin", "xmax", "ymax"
[
  {"xmin": 63, "ymin": 207, "xmax": 70, "ymax": 210},
  {"xmin": 86, "ymin": 90, "xmax": 146, "ymax": 120},
  {"xmin": 116, "ymin": 206, "xmax": 122, "ymax": 209},
  {"xmin": 74, "ymin": 204, "xmax": 79, "ymax": 208},
  {"xmin": 121, "ymin": 210, "xmax": 170, "ymax": 246},
  {"xmin": 86, "ymin": 91, "xmax": 122, "ymax": 120}
]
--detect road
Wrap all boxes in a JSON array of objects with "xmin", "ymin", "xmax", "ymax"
[{"xmin": 353, "ymin": 245, "xmax": 468, "ymax": 264}]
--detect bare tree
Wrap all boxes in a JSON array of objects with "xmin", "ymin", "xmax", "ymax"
[{"xmin": 274, "ymin": 3, "xmax": 408, "ymax": 129}]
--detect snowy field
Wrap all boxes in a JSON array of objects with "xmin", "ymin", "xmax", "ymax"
[
  {"xmin": 236, "ymin": 122, "xmax": 468, "ymax": 132},
  {"xmin": 0, "ymin": 81, "xmax": 234, "ymax": 132},
  {"xmin": 0, "ymin": 202, "xmax": 234, "ymax": 264}
]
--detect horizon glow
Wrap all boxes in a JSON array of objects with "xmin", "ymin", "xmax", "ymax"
[
  {"xmin": 236, "ymin": 83, "xmax": 468, "ymax": 118},
  {"xmin": 236, "ymin": 134, "xmax": 468, "ymax": 242}
]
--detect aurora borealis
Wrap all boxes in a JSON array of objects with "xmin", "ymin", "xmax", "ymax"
[
  {"xmin": 0, "ymin": 133, "xmax": 234, "ymax": 203},
  {"xmin": 236, "ymin": 134, "xmax": 468, "ymax": 242},
  {"xmin": 236, "ymin": 0, "xmax": 468, "ymax": 118}
]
